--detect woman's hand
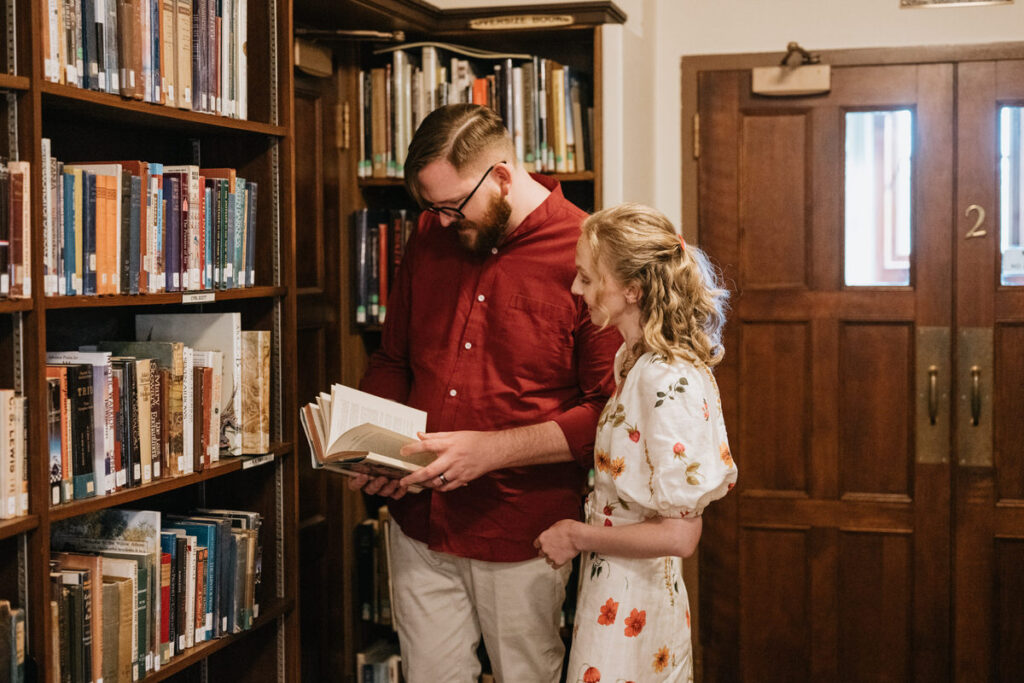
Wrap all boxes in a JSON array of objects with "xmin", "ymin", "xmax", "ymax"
[{"xmin": 534, "ymin": 519, "xmax": 585, "ymax": 568}]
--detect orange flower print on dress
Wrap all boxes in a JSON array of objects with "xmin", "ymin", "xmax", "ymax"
[
  {"xmin": 608, "ymin": 457, "xmax": 626, "ymax": 479},
  {"xmin": 653, "ymin": 646, "xmax": 670, "ymax": 673},
  {"xmin": 598, "ymin": 598, "xmax": 618, "ymax": 625},
  {"xmin": 702, "ymin": 398, "xmax": 710, "ymax": 421},
  {"xmin": 582, "ymin": 665, "xmax": 601, "ymax": 682},
  {"xmin": 624, "ymin": 608, "xmax": 646, "ymax": 637},
  {"xmin": 686, "ymin": 609, "xmax": 691, "ymax": 629},
  {"xmin": 595, "ymin": 450, "xmax": 611, "ymax": 473},
  {"xmin": 720, "ymin": 442, "xmax": 734, "ymax": 468},
  {"xmin": 672, "ymin": 442, "xmax": 685, "ymax": 459}
]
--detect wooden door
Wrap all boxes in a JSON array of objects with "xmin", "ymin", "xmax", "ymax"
[
  {"xmin": 696, "ymin": 64, "xmax": 955, "ymax": 682},
  {"xmin": 953, "ymin": 59, "xmax": 1024, "ymax": 683}
]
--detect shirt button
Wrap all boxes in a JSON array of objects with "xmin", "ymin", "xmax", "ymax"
[
  {"xmin": 490, "ymin": 247, "xmax": 498, "ymax": 255},
  {"xmin": 449, "ymin": 389, "xmax": 457, "ymax": 397},
  {"xmin": 464, "ymin": 342, "xmax": 472, "ymax": 350},
  {"xmin": 477, "ymin": 294, "xmax": 485, "ymax": 302}
]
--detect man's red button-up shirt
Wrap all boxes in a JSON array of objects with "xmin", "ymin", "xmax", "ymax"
[{"xmin": 360, "ymin": 175, "xmax": 621, "ymax": 562}]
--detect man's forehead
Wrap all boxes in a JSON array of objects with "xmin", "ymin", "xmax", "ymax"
[{"xmin": 418, "ymin": 160, "xmax": 474, "ymax": 204}]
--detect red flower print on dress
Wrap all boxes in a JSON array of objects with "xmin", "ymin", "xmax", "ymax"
[
  {"xmin": 624, "ymin": 608, "xmax": 646, "ymax": 637},
  {"xmin": 582, "ymin": 665, "xmax": 601, "ymax": 682},
  {"xmin": 686, "ymin": 609, "xmax": 691, "ymax": 629},
  {"xmin": 653, "ymin": 646, "xmax": 670, "ymax": 673},
  {"xmin": 702, "ymin": 398, "xmax": 710, "ymax": 421},
  {"xmin": 604, "ymin": 518, "xmax": 613, "ymax": 527},
  {"xmin": 598, "ymin": 598, "xmax": 618, "ymax": 625},
  {"xmin": 672, "ymin": 442, "xmax": 685, "ymax": 459},
  {"xmin": 625, "ymin": 423, "xmax": 640, "ymax": 442}
]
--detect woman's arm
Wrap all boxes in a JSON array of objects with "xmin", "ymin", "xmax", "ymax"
[{"xmin": 534, "ymin": 515, "xmax": 703, "ymax": 568}]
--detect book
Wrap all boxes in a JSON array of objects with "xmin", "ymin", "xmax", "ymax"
[
  {"xmin": 135, "ymin": 312, "xmax": 242, "ymax": 456},
  {"xmin": 299, "ymin": 383, "xmax": 433, "ymax": 490}
]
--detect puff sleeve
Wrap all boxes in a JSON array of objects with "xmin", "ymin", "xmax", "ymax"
[{"xmin": 618, "ymin": 357, "xmax": 737, "ymax": 518}]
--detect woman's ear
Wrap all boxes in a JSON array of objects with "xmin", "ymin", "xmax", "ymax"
[{"xmin": 625, "ymin": 284, "xmax": 641, "ymax": 305}]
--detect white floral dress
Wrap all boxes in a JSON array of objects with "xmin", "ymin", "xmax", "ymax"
[{"xmin": 566, "ymin": 347, "xmax": 737, "ymax": 683}]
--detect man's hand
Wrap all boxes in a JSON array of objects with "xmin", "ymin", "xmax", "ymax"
[
  {"xmin": 345, "ymin": 472, "xmax": 410, "ymax": 499},
  {"xmin": 399, "ymin": 430, "xmax": 501, "ymax": 492},
  {"xmin": 534, "ymin": 519, "xmax": 584, "ymax": 568}
]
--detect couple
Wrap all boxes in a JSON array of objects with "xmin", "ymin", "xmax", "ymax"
[{"xmin": 350, "ymin": 104, "xmax": 737, "ymax": 683}]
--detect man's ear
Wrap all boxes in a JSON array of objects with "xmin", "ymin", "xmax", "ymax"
[{"xmin": 492, "ymin": 161, "xmax": 513, "ymax": 195}]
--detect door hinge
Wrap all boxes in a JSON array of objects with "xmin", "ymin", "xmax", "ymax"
[{"xmin": 692, "ymin": 112, "xmax": 700, "ymax": 159}]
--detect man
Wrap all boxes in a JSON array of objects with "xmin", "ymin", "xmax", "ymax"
[{"xmin": 353, "ymin": 104, "xmax": 620, "ymax": 683}]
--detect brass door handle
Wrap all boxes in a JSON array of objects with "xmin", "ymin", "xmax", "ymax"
[
  {"xmin": 970, "ymin": 365, "xmax": 981, "ymax": 426},
  {"xmin": 928, "ymin": 365, "xmax": 938, "ymax": 425}
]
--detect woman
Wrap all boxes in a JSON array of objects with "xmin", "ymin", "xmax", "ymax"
[{"xmin": 535, "ymin": 203, "xmax": 737, "ymax": 682}]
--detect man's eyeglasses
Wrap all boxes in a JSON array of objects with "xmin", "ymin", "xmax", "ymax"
[{"xmin": 425, "ymin": 162, "xmax": 505, "ymax": 220}]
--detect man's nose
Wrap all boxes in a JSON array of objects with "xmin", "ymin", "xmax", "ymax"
[{"xmin": 439, "ymin": 213, "xmax": 457, "ymax": 228}]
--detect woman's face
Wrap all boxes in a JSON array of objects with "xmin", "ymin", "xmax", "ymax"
[{"xmin": 571, "ymin": 237, "xmax": 637, "ymax": 332}]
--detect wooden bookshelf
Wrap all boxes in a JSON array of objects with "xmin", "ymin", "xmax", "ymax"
[
  {"xmin": 291, "ymin": 2, "xmax": 624, "ymax": 680},
  {"xmin": 0, "ymin": 0, "xmax": 301, "ymax": 681}
]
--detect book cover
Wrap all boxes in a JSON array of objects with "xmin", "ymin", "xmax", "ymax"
[
  {"xmin": 240, "ymin": 330, "xmax": 270, "ymax": 454},
  {"xmin": 135, "ymin": 312, "xmax": 242, "ymax": 456}
]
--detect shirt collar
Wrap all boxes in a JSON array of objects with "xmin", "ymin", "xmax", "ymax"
[{"xmin": 503, "ymin": 173, "xmax": 564, "ymax": 243}]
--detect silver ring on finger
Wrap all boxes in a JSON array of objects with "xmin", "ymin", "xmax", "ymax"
[{"xmin": 438, "ymin": 473, "xmax": 449, "ymax": 486}]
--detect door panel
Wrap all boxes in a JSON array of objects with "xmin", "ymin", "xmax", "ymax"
[
  {"xmin": 697, "ymin": 63, "xmax": 954, "ymax": 682},
  {"xmin": 954, "ymin": 59, "xmax": 1024, "ymax": 683}
]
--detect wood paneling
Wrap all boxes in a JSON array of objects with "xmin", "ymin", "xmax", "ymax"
[
  {"xmin": 838, "ymin": 531, "xmax": 912, "ymax": 682},
  {"xmin": 739, "ymin": 527, "xmax": 809, "ymax": 682},
  {"xmin": 994, "ymin": 324, "xmax": 1024, "ymax": 502},
  {"xmin": 995, "ymin": 538, "xmax": 1024, "ymax": 682},
  {"xmin": 838, "ymin": 323, "xmax": 912, "ymax": 496},
  {"xmin": 739, "ymin": 322, "xmax": 810, "ymax": 492},
  {"xmin": 739, "ymin": 114, "xmax": 809, "ymax": 289}
]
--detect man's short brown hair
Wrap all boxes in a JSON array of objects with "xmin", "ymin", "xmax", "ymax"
[{"xmin": 404, "ymin": 104, "xmax": 515, "ymax": 207}]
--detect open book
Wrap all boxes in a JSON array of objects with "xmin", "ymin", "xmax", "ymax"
[{"xmin": 300, "ymin": 384, "xmax": 435, "ymax": 492}]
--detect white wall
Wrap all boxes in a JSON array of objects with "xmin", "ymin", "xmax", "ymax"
[{"xmin": 434, "ymin": 0, "xmax": 1024, "ymax": 228}]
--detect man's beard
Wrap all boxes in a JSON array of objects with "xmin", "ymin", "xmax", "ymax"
[{"xmin": 454, "ymin": 193, "xmax": 512, "ymax": 256}]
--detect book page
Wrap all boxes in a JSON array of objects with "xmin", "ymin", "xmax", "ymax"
[{"xmin": 327, "ymin": 384, "xmax": 426, "ymax": 453}]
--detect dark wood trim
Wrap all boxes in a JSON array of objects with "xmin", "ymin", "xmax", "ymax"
[
  {"xmin": 49, "ymin": 445, "xmax": 293, "ymax": 521},
  {"xmin": 43, "ymin": 286, "xmax": 288, "ymax": 309},
  {"xmin": 0, "ymin": 73, "xmax": 30, "ymax": 91},
  {"xmin": 41, "ymin": 82, "xmax": 289, "ymax": 136},
  {"xmin": 680, "ymin": 41, "xmax": 1024, "ymax": 238},
  {"xmin": 0, "ymin": 514, "xmax": 38, "ymax": 541},
  {"xmin": 341, "ymin": 0, "xmax": 625, "ymax": 33},
  {"xmin": 140, "ymin": 597, "xmax": 295, "ymax": 683}
]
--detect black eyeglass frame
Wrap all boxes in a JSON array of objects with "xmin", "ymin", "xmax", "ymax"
[{"xmin": 424, "ymin": 161, "xmax": 505, "ymax": 220}]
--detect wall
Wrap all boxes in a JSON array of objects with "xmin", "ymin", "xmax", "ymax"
[{"xmin": 435, "ymin": 0, "xmax": 1024, "ymax": 232}]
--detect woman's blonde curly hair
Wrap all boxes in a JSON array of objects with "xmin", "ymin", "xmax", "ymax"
[{"xmin": 581, "ymin": 203, "xmax": 730, "ymax": 366}]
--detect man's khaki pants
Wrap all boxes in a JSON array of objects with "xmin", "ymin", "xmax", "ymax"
[{"xmin": 388, "ymin": 518, "xmax": 572, "ymax": 683}]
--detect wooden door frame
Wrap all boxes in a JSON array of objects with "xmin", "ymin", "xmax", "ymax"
[{"xmin": 681, "ymin": 41, "xmax": 1024, "ymax": 245}]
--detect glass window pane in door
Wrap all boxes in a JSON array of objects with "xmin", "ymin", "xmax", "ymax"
[
  {"xmin": 844, "ymin": 110, "xmax": 913, "ymax": 286},
  {"xmin": 1000, "ymin": 105, "xmax": 1024, "ymax": 286}
]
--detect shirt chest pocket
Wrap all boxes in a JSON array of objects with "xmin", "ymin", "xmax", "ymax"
[{"xmin": 492, "ymin": 294, "xmax": 576, "ymax": 384}]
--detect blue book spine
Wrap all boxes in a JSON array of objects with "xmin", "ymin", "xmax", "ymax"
[
  {"xmin": 83, "ymin": 172, "xmax": 97, "ymax": 295},
  {"xmin": 62, "ymin": 173, "xmax": 76, "ymax": 295}
]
